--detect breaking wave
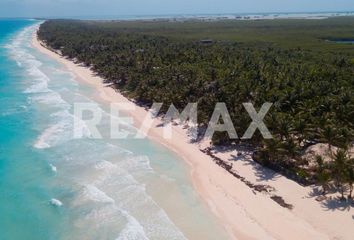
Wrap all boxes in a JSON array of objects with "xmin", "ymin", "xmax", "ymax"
[{"xmin": 8, "ymin": 24, "xmax": 188, "ymax": 240}]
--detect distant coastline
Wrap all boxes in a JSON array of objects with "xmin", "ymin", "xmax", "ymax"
[{"xmin": 21, "ymin": 10, "xmax": 354, "ymax": 21}]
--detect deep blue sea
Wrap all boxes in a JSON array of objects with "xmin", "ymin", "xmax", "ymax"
[{"xmin": 0, "ymin": 19, "xmax": 228, "ymax": 240}]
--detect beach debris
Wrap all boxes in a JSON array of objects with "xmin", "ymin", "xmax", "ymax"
[
  {"xmin": 270, "ymin": 196, "xmax": 293, "ymax": 210},
  {"xmin": 201, "ymin": 147, "xmax": 275, "ymax": 193},
  {"xmin": 202, "ymin": 147, "xmax": 294, "ymax": 210},
  {"xmin": 315, "ymin": 195, "xmax": 328, "ymax": 202}
]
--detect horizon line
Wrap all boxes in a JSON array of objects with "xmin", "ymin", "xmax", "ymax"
[{"xmin": 1, "ymin": 10, "xmax": 354, "ymax": 20}]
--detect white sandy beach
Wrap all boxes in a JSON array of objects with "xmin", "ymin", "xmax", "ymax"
[{"xmin": 32, "ymin": 31, "xmax": 354, "ymax": 240}]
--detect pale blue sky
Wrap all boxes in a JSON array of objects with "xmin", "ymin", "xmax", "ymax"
[{"xmin": 1, "ymin": 0, "xmax": 353, "ymax": 18}]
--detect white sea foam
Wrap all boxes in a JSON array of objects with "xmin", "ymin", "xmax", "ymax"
[
  {"xmin": 10, "ymin": 24, "xmax": 187, "ymax": 239},
  {"xmin": 116, "ymin": 209, "xmax": 149, "ymax": 240},
  {"xmin": 6, "ymin": 26, "xmax": 51, "ymax": 94},
  {"xmin": 87, "ymin": 156, "xmax": 186, "ymax": 239},
  {"xmin": 118, "ymin": 155, "xmax": 153, "ymax": 172},
  {"xmin": 7, "ymin": 26, "xmax": 84, "ymax": 150},
  {"xmin": 49, "ymin": 164, "xmax": 57, "ymax": 173},
  {"xmin": 84, "ymin": 185, "xmax": 115, "ymax": 203},
  {"xmin": 94, "ymin": 160, "xmax": 118, "ymax": 171},
  {"xmin": 50, "ymin": 198, "xmax": 63, "ymax": 207},
  {"xmin": 8, "ymin": 25, "xmax": 108, "ymax": 147},
  {"xmin": 29, "ymin": 91, "xmax": 68, "ymax": 106},
  {"xmin": 22, "ymin": 59, "xmax": 51, "ymax": 94},
  {"xmin": 34, "ymin": 109, "xmax": 92, "ymax": 149},
  {"xmin": 34, "ymin": 122, "xmax": 66, "ymax": 149},
  {"xmin": 5, "ymin": 23, "xmax": 55, "ymax": 96},
  {"xmin": 66, "ymin": 149, "xmax": 185, "ymax": 239},
  {"xmin": 75, "ymin": 204, "xmax": 149, "ymax": 240}
]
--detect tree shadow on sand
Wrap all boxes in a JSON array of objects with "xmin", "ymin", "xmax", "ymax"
[
  {"xmin": 307, "ymin": 185, "xmax": 338, "ymax": 199},
  {"xmin": 230, "ymin": 154, "xmax": 245, "ymax": 161},
  {"xmin": 252, "ymin": 162, "xmax": 282, "ymax": 182},
  {"xmin": 320, "ymin": 197, "xmax": 353, "ymax": 211},
  {"xmin": 208, "ymin": 144, "xmax": 281, "ymax": 181},
  {"xmin": 307, "ymin": 187, "xmax": 323, "ymax": 198},
  {"xmin": 234, "ymin": 154, "xmax": 281, "ymax": 182}
]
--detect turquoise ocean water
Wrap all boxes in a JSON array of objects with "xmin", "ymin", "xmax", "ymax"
[{"xmin": 0, "ymin": 20, "xmax": 228, "ymax": 240}]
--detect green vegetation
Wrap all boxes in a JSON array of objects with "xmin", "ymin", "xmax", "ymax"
[
  {"xmin": 315, "ymin": 150, "xmax": 354, "ymax": 200},
  {"xmin": 38, "ymin": 18, "xmax": 354, "ymax": 196}
]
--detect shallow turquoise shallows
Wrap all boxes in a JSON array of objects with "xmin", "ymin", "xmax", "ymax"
[{"xmin": 0, "ymin": 20, "xmax": 229, "ymax": 240}]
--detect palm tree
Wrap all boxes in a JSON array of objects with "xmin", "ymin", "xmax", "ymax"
[
  {"xmin": 346, "ymin": 157, "xmax": 354, "ymax": 200},
  {"xmin": 347, "ymin": 167, "xmax": 354, "ymax": 200},
  {"xmin": 261, "ymin": 138, "xmax": 284, "ymax": 164},
  {"xmin": 337, "ymin": 127, "xmax": 353, "ymax": 150},
  {"xmin": 315, "ymin": 155, "xmax": 330, "ymax": 194},
  {"xmin": 332, "ymin": 149, "xmax": 349, "ymax": 200},
  {"xmin": 319, "ymin": 125, "xmax": 337, "ymax": 154},
  {"xmin": 282, "ymin": 139, "xmax": 300, "ymax": 160},
  {"xmin": 277, "ymin": 116, "xmax": 293, "ymax": 141}
]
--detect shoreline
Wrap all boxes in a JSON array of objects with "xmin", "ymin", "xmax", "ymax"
[{"xmin": 32, "ymin": 28, "xmax": 354, "ymax": 240}]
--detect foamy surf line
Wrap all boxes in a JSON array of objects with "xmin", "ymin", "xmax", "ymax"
[
  {"xmin": 72, "ymin": 161, "xmax": 186, "ymax": 240},
  {"xmin": 30, "ymin": 23, "xmax": 239, "ymax": 239},
  {"xmin": 8, "ymin": 24, "xmax": 190, "ymax": 240},
  {"xmin": 6, "ymin": 25, "xmax": 96, "ymax": 150},
  {"xmin": 34, "ymin": 109, "xmax": 93, "ymax": 149},
  {"xmin": 6, "ymin": 26, "xmax": 58, "ymax": 93}
]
